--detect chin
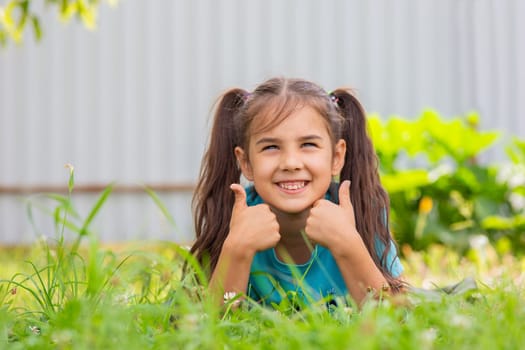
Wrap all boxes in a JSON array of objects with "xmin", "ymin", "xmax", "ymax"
[{"xmin": 272, "ymin": 203, "xmax": 313, "ymax": 216}]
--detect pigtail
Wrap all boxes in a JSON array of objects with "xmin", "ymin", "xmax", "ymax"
[
  {"xmin": 190, "ymin": 89, "xmax": 247, "ymax": 275},
  {"xmin": 331, "ymin": 89, "xmax": 403, "ymax": 292}
]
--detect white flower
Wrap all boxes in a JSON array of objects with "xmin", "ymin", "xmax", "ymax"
[
  {"xmin": 223, "ymin": 291, "xmax": 242, "ymax": 306},
  {"xmin": 223, "ymin": 292, "xmax": 237, "ymax": 301},
  {"xmin": 29, "ymin": 325, "xmax": 41, "ymax": 335},
  {"xmin": 64, "ymin": 163, "xmax": 75, "ymax": 172}
]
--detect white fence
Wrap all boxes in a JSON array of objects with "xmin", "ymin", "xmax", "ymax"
[{"xmin": 1, "ymin": 0, "xmax": 524, "ymax": 244}]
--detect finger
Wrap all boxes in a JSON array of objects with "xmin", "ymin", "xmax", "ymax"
[
  {"xmin": 230, "ymin": 183, "xmax": 248, "ymax": 210},
  {"xmin": 338, "ymin": 180, "xmax": 352, "ymax": 208}
]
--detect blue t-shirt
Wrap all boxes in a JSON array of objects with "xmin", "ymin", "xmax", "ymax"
[{"xmin": 245, "ymin": 185, "xmax": 403, "ymax": 305}]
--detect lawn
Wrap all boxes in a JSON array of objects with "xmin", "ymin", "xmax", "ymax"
[
  {"xmin": 3, "ymin": 113, "xmax": 525, "ymax": 348},
  {"xmin": 1, "ymin": 238, "xmax": 524, "ymax": 350},
  {"xmin": 2, "ymin": 167, "xmax": 525, "ymax": 349}
]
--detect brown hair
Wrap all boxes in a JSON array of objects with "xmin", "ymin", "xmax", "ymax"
[{"xmin": 190, "ymin": 77, "xmax": 402, "ymax": 291}]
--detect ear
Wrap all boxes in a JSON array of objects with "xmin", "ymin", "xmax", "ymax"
[
  {"xmin": 331, "ymin": 139, "xmax": 346, "ymax": 176},
  {"xmin": 234, "ymin": 146, "xmax": 254, "ymax": 181}
]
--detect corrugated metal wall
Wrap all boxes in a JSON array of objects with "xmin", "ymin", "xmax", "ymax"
[{"xmin": 1, "ymin": 0, "xmax": 524, "ymax": 244}]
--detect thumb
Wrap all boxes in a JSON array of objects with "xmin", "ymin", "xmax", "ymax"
[
  {"xmin": 338, "ymin": 180, "xmax": 352, "ymax": 208},
  {"xmin": 230, "ymin": 183, "xmax": 248, "ymax": 210}
]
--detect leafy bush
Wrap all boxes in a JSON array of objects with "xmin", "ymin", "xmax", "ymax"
[
  {"xmin": 370, "ymin": 110, "xmax": 525, "ymax": 255},
  {"xmin": 0, "ymin": 0, "xmax": 117, "ymax": 46}
]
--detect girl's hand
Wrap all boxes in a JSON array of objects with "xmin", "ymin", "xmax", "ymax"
[
  {"xmin": 305, "ymin": 180, "xmax": 361, "ymax": 253},
  {"xmin": 224, "ymin": 184, "xmax": 281, "ymax": 258}
]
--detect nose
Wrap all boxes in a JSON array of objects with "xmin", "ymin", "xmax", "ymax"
[{"xmin": 279, "ymin": 150, "xmax": 303, "ymax": 171}]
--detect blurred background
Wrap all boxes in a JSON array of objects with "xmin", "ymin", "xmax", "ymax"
[{"xmin": 1, "ymin": 0, "xmax": 524, "ymax": 248}]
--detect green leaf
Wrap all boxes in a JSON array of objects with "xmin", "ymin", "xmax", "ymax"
[
  {"xmin": 77, "ymin": 1, "xmax": 96, "ymax": 30},
  {"xmin": 79, "ymin": 183, "xmax": 114, "ymax": 236},
  {"xmin": 144, "ymin": 186, "xmax": 178, "ymax": 231},
  {"xmin": 31, "ymin": 15, "xmax": 41, "ymax": 41},
  {"xmin": 381, "ymin": 170, "xmax": 430, "ymax": 193},
  {"xmin": 482, "ymin": 214, "xmax": 525, "ymax": 230},
  {"xmin": 0, "ymin": 30, "xmax": 7, "ymax": 46}
]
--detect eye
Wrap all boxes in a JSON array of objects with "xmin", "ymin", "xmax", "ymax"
[
  {"xmin": 262, "ymin": 145, "xmax": 279, "ymax": 151},
  {"xmin": 302, "ymin": 142, "xmax": 318, "ymax": 148}
]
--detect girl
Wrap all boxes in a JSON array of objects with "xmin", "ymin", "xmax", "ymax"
[{"xmin": 190, "ymin": 77, "xmax": 404, "ymax": 307}]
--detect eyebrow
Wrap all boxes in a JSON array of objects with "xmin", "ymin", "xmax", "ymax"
[{"xmin": 254, "ymin": 134, "xmax": 323, "ymax": 145}]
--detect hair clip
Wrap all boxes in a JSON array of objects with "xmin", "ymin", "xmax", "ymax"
[
  {"xmin": 329, "ymin": 93, "xmax": 339, "ymax": 105},
  {"xmin": 243, "ymin": 92, "xmax": 252, "ymax": 102}
]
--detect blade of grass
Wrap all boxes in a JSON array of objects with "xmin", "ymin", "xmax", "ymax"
[
  {"xmin": 26, "ymin": 261, "xmax": 56, "ymax": 314},
  {"xmin": 79, "ymin": 183, "xmax": 114, "ymax": 237},
  {"xmin": 144, "ymin": 186, "xmax": 178, "ymax": 231},
  {"xmin": 172, "ymin": 244, "xmax": 208, "ymax": 288},
  {"xmin": 71, "ymin": 183, "xmax": 114, "ymax": 253}
]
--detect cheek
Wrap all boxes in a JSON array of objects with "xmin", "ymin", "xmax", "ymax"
[
  {"xmin": 310, "ymin": 157, "xmax": 335, "ymax": 180},
  {"xmin": 246, "ymin": 155, "xmax": 271, "ymax": 180},
  {"xmin": 251, "ymin": 159, "xmax": 273, "ymax": 179}
]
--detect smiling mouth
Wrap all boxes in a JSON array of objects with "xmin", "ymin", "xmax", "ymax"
[{"xmin": 277, "ymin": 181, "xmax": 308, "ymax": 190}]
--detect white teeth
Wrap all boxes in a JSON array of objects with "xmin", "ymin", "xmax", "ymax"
[{"xmin": 279, "ymin": 182, "xmax": 306, "ymax": 190}]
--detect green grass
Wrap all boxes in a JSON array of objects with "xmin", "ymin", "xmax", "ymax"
[
  {"xmin": 1, "ymin": 170, "xmax": 524, "ymax": 349},
  {"xmin": 1, "ymin": 239, "xmax": 524, "ymax": 350}
]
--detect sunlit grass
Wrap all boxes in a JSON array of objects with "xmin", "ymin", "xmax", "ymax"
[
  {"xmin": 1, "ymin": 166, "xmax": 524, "ymax": 348},
  {"xmin": 1, "ymin": 239, "xmax": 524, "ymax": 349}
]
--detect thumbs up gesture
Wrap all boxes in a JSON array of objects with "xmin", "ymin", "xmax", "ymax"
[
  {"xmin": 305, "ymin": 180, "xmax": 359, "ymax": 250},
  {"xmin": 225, "ymin": 184, "xmax": 281, "ymax": 256}
]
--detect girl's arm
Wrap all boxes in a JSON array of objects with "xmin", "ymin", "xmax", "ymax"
[
  {"xmin": 209, "ymin": 184, "xmax": 280, "ymax": 304},
  {"xmin": 305, "ymin": 181, "xmax": 392, "ymax": 305},
  {"xmin": 209, "ymin": 238, "xmax": 256, "ymax": 305},
  {"xmin": 329, "ymin": 234, "xmax": 390, "ymax": 305}
]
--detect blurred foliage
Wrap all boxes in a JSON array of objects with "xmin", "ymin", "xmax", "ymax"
[
  {"xmin": 370, "ymin": 110, "xmax": 525, "ymax": 255},
  {"xmin": 0, "ymin": 0, "xmax": 118, "ymax": 46}
]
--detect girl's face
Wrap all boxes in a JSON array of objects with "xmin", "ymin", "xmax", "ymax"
[{"xmin": 235, "ymin": 106, "xmax": 346, "ymax": 216}]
